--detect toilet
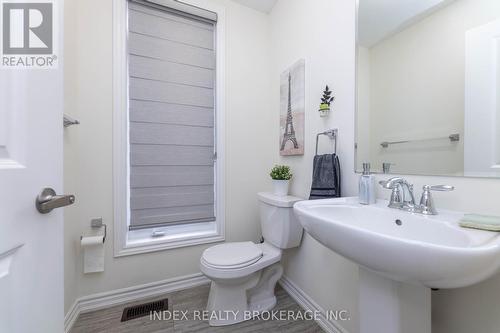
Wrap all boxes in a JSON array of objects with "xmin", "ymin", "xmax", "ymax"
[{"xmin": 200, "ymin": 192, "xmax": 303, "ymax": 326}]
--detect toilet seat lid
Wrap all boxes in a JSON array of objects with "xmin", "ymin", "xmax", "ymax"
[{"xmin": 202, "ymin": 242, "xmax": 263, "ymax": 268}]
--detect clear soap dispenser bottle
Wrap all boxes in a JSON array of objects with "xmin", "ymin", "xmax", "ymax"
[{"xmin": 359, "ymin": 163, "xmax": 376, "ymax": 205}]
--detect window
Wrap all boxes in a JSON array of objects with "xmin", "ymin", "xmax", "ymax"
[{"xmin": 113, "ymin": 0, "xmax": 225, "ymax": 256}]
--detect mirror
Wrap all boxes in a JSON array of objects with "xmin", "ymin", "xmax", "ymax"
[{"xmin": 355, "ymin": 0, "xmax": 500, "ymax": 178}]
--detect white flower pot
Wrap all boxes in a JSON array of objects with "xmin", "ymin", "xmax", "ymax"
[
  {"xmin": 319, "ymin": 108, "xmax": 330, "ymax": 117},
  {"xmin": 272, "ymin": 180, "xmax": 289, "ymax": 196}
]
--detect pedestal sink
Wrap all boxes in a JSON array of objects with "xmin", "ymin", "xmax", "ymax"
[{"xmin": 293, "ymin": 197, "xmax": 500, "ymax": 333}]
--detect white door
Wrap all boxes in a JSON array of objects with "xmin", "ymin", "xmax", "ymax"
[
  {"xmin": 464, "ymin": 18, "xmax": 500, "ymax": 177},
  {"xmin": 0, "ymin": 1, "xmax": 66, "ymax": 332}
]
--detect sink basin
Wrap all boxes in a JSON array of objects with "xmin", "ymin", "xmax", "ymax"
[{"xmin": 294, "ymin": 197, "xmax": 500, "ymax": 289}]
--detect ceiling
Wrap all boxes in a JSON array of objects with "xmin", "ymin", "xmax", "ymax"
[
  {"xmin": 358, "ymin": 0, "xmax": 456, "ymax": 48},
  {"xmin": 231, "ymin": 0, "xmax": 278, "ymax": 13}
]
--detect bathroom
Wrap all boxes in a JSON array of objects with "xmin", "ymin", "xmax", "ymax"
[{"xmin": 1, "ymin": 0, "xmax": 500, "ymax": 332}]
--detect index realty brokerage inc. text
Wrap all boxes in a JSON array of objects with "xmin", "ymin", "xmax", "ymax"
[{"xmin": 150, "ymin": 309, "xmax": 351, "ymax": 322}]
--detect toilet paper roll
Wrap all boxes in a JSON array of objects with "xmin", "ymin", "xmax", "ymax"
[
  {"xmin": 81, "ymin": 235, "xmax": 104, "ymax": 274},
  {"xmin": 81, "ymin": 236, "xmax": 103, "ymax": 246}
]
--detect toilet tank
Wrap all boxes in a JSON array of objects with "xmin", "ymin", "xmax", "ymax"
[{"xmin": 257, "ymin": 192, "xmax": 304, "ymax": 249}]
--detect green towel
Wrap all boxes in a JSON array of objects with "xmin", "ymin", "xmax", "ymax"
[{"xmin": 459, "ymin": 213, "xmax": 500, "ymax": 232}]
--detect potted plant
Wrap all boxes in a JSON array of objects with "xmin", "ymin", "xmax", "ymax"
[
  {"xmin": 269, "ymin": 165, "xmax": 292, "ymax": 196},
  {"xmin": 319, "ymin": 85, "xmax": 334, "ymax": 117}
]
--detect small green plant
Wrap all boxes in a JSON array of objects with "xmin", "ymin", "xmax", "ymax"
[
  {"xmin": 319, "ymin": 85, "xmax": 334, "ymax": 110},
  {"xmin": 270, "ymin": 165, "xmax": 292, "ymax": 180}
]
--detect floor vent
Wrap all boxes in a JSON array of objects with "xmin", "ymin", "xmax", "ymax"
[{"xmin": 121, "ymin": 298, "xmax": 168, "ymax": 322}]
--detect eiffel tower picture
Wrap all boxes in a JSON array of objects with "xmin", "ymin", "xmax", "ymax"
[
  {"xmin": 280, "ymin": 73, "xmax": 299, "ymax": 151},
  {"xmin": 280, "ymin": 60, "xmax": 305, "ymax": 155}
]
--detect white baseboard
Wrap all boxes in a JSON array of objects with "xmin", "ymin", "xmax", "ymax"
[
  {"xmin": 64, "ymin": 301, "xmax": 80, "ymax": 333},
  {"xmin": 64, "ymin": 273, "xmax": 210, "ymax": 333},
  {"xmin": 279, "ymin": 275, "xmax": 350, "ymax": 333}
]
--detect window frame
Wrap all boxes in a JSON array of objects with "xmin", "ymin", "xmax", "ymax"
[{"xmin": 113, "ymin": 0, "xmax": 225, "ymax": 257}]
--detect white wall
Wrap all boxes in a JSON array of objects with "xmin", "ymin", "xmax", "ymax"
[
  {"xmin": 358, "ymin": 0, "xmax": 453, "ymax": 48},
  {"xmin": 356, "ymin": 46, "xmax": 371, "ymax": 167},
  {"xmin": 63, "ymin": 0, "xmax": 273, "ymax": 313},
  {"xmin": 270, "ymin": 1, "xmax": 359, "ymax": 332},
  {"xmin": 464, "ymin": 17, "xmax": 500, "ymax": 177}
]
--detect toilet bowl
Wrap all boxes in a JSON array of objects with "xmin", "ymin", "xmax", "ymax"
[{"xmin": 200, "ymin": 192, "xmax": 303, "ymax": 326}]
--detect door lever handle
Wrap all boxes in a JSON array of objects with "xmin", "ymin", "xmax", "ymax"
[{"xmin": 36, "ymin": 188, "xmax": 75, "ymax": 214}]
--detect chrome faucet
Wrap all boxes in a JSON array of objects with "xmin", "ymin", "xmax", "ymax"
[
  {"xmin": 379, "ymin": 178, "xmax": 454, "ymax": 215},
  {"xmin": 379, "ymin": 177, "xmax": 417, "ymax": 211}
]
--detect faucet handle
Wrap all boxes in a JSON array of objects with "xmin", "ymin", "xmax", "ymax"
[
  {"xmin": 423, "ymin": 185, "xmax": 454, "ymax": 192},
  {"xmin": 419, "ymin": 185, "xmax": 454, "ymax": 215}
]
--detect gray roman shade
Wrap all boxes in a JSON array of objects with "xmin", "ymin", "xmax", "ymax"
[{"xmin": 128, "ymin": 0, "xmax": 217, "ymax": 230}]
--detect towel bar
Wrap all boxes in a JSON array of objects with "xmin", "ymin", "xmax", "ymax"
[{"xmin": 380, "ymin": 133, "xmax": 460, "ymax": 148}]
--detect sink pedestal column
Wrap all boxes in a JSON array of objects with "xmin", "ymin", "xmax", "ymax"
[{"xmin": 359, "ymin": 268, "xmax": 431, "ymax": 333}]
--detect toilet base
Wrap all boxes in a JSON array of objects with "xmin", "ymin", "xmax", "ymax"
[{"xmin": 206, "ymin": 263, "xmax": 283, "ymax": 326}]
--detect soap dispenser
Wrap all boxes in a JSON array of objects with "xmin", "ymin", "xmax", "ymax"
[{"xmin": 359, "ymin": 162, "xmax": 376, "ymax": 205}]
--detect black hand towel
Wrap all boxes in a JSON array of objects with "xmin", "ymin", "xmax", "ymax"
[{"xmin": 309, "ymin": 154, "xmax": 341, "ymax": 200}]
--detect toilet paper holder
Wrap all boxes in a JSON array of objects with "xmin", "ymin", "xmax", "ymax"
[{"xmin": 80, "ymin": 218, "xmax": 107, "ymax": 243}]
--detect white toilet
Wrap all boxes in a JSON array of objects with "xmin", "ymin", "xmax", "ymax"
[{"xmin": 200, "ymin": 192, "xmax": 303, "ymax": 326}]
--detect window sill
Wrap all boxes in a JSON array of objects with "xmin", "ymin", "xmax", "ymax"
[{"xmin": 114, "ymin": 221, "xmax": 224, "ymax": 257}]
